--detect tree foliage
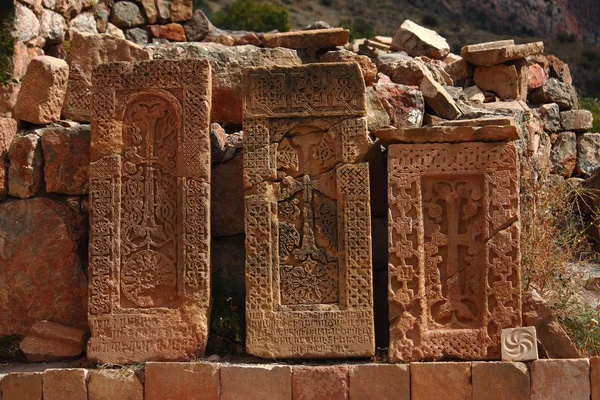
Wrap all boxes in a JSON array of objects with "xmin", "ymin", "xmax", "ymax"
[{"xmin": 212, "ymin": 0, "xmax": 289, "ymax": 32}]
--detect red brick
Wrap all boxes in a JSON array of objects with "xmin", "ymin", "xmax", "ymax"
[
  {"xmin": 292, "ymin": 366, "xmax": 348, "ymax": 400},
  {"xmin": 349, "ymin": 364, "xmax": 409, "ymax": 400},
  {"xmin": 144, "ymin": 362, "xmax": 219, "ymax": 400}
]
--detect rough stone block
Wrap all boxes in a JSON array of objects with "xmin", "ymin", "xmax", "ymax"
[
  {"xmin": 8, "ymin": 131, "xmax": 43, "ymax": 199},
  {"xmin": 242, "ymin": 63, "xmax": 374, "ymax": 358},
  {"xmin": 501, "ymin": 326, "xmax": 538, "ymax": 361},
  {"xmin": 88, "ymin": 59, "xmax": 212, "ymax": 364},
  {"xmin": 577, "ymin": 132, "xmax": 600, "ymax": 176},
  {"xmin": 528, "ymin": 63, "xmax": 547, "ymax": 90},
  {"xmin": 62, "ymin": 32, "xmax": 150, "ymax": 122},
  {"xmin": 550, "ymin": 131, "xmax": 577, "ymax": 177},
  {"xmin": 411, "ymin": 362, "xmax": 472, "ymax": 400},
  {"xmin": 147, "ymin": 23, "xmax": 187, "ymax": 41},
  {"xmin": 531, "ymin": 359, "xmax": 591, "ymax": 400},
  {"xmin": 0, "ymin": 373, "xmax": 43, "ymax": 400},
  {"xmin": 221, "ymin": 365, "xmax": 292, "ymax": 400},
  {"xmin": 88, "ymin": 369, "xmax": 143, "ymax": 400},
  {"xmin": 292, "ymin": 366, "xmax": 348, "ymax": 400},
  {"xmin": 19, "ymin": 321, "xmax": 85, "ymax": 362},
  {"xmin": 349, "ymin": 364, "xmax": 409, "ymax": 400},
  {"xmin": 461, "ymin": 40, "xmax": 544, "ymax": 66},
  {"xmin": 13, "ymin": 56, "xmax": 69, "ymax": 125},
  {"xmin": 42, "ymin": 369, "xmax": 87, "ymax": 400},
  {"xmin": 388, "ymin": 142, "xmax": 520, "ymax": 361},
  {"xmin": 592, "ymin": 357, "xmax": 600, "ymax": 400},
  {"xmin": 472, "ymin": 362, "xmax": 530, "ymax": 400},
  {"xmin": 372, "ymin": 81, "xmax": 424, "ymax": 128},
  {"xmin": 110, "ymin": 1, "xmax": 146, "ymax": 28},
  {"xmin": 262, "ymin": 28, "xmax": 349, "ymax": 49},
  {"xmin": 529, "ymin": 78, "xmax": 578, "ymax": 110},
  {"xmin": 535, "ymin": 103, "xmax": 561, "ymax": 133},
  {"xmin": 420, "ymin": 73, "xmax": 461, "ymax": 120},
  {"xmin": 560, "ymin": 110, "xmax": 594, "ymax": 132},
  {"xmin": 169, "ymin": 0, "xmax": 192, "ymax": 22},
  {"xmin": 0, "ymin": 118, "xmax": 17, "ymax": 200},
  {"xmin": 391, "ymin": 19, "xmax": 449, "ymax": 60},
  {"xmin": 145, "ymin": 362, "xmax": 219, "ymax": 400},
  {"xmin": 41, "ymin": 124, "xmax": 90, "ymax": 195},
  {"xmin": 474, "ymin": 59, "xmax": 527, "ymax": 101}
]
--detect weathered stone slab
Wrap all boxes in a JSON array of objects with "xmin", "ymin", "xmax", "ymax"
[
  {"xmin": 531, "ymin": 359, "xmax": 591, "ymax": 400},
  {"xmin": 261, "ymin": 28, "xmax": 349, "ymax": 49},
  {"xmin": 411, "ymin": 362, "xmax": 472, "ymax": 400},
  {"xmin": 420, "ymin": 74, "xmax": 461, "ymax": 120},
  {"xmin": 145, "ymin": 362, "xmax": 219, "ymax": 400},
  {"xmin": 19, "ymin": 321, "xmax": 85, "ymax": 362},
  {"xmin": 349, "ymin": 364, "xmax": 409, "ymax": 400},
  {"xmin": 461, "ymin": 40, "xmax": 544, "ymax": 66},
  {"xmin": 560, "ymin": 110, "xmax": 594, "ymax": 132},
  {"xmin": 62, "ymin": 32, "xmax": 150, "ymax": 123},
  {"xmin": 243, "ymin": 63, "xmax": 374, "ymax": 358},
  {"xmin": 221, "ymin": 365, "xmax": 292, "ymax": 400},
  {"xmin": 292, "ymin": 366, "xmax": 348, "ymax": 400},
  {"xmin": 8, "ymin": 131, "xmax": 43, "ymax": 199},
  {"xmin": 472, "ymin": 362, "xmax": 530, "ymax": 400},
  {"xmin": 88, "ymin": 59, "xmax": 212, "ymax": 364},
  {"xmin": 391, "ymin": 19, "xmax": 449, "ymax": 60},
  {"xmin": 88, "ymin": 369, "xmax": 143, "ymax": 400},
  {"xmin": 0, "ymin": 372, "xmax": 43, "ymax": 400},
  {"xmin": 42, "ymin": 369, "xmax": 87, "ymax": 400},
  {"xmin": 501, "ymin": 326, "xmax": 538, "ymax": 361},
  {"xmin": 0, "ymin": 118, "xmax": 17, "ymax": 200},
  {"xmin": 388, "ymin": 142, "xmax": 521, "ymax": 361},
  {"xmin": 374, "ymin": 123, "xmax": 519, "ymax": 144},
  {"xmin": 474, "ymin": 59, "xmax": 528, "ymax": 101}
]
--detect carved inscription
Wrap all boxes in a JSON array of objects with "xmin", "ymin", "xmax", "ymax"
[
  {"xmin": 88, "ymin": 60, "xmax": 212, "ymax": 364},
  {"xmin": 388, "ymin": 142, "xmax": 521, "ymax": 362},
  {"xmin": 243, "ymin": 63, "xmax": 374, "ymax": 358}
]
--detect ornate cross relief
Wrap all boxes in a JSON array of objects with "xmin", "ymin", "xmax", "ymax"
[
  {"xmin": 387, "ymin": 142, "xmax": 521, "ymax": 362},
  {"xmin": 243, "ymin": 63, "xmax": 375, "ymax": 358},
  {"xmin": 88, "ymin": 60, "xmax": 212, "ymax": 364}
]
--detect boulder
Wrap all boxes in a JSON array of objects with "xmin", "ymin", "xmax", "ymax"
[
  {"xmin": 375, "ymin": 52, "xmax": 430, "ymax": 86},
  {"xmin": 40, "ymin": 9, "xmax": 67, "ymax": 44},
  {"xmin": 19, "ymin": 321, "xmax": 86, "ymax": 362},
  {"xmin": 125, "ymin": 27, "xmax": 151, "ymax": 45},
  {"xmin": 15, "ymin": 3, "xmax": 40, "ymax": 43},
  {"xmin": 576, "ymin": 132, "xmax": 600, "ymax": 176},
  {"xmin": 184, "ymin": 9, "xmax": 211, "ymax": 42},
  {"xmin": 41, "ymin": 124, "xmax": 90, "ymax": 195},
  {"xmin": 528, "ymin": 63, "xmax": 547, "ymax": 91},
  {"xmin": 550, "ymin": 132, "xmax": 577, "ymax": 177},
  {"xmin": 461, "ymin": 40, "xmax": 544, "ymax": 66},
  {"xmin": 547, "ymin": 55, "xmax": 573, "ymax": 85},
  {"xmin": 321, "ymin": 49, "xmax": 377, "ymax": 86},
  {"xmin": 261, "ymin": 28, "xmax": 349, "ymax": 49},
  {"xmin": 211, "ymin": 156, "xmax": 244, "ymax": 237},
  {"xmin": 106, "ymin": 23, "xmax": 125, "ymax": 39},
  {"xmin": 560, "ymin": 110, "xmax": 593, "ymax": 132},
  {"xmin": 110, "ymin": 1, "xmax": 146, "ymax": 28},
  {"xmin": 147, "ymin": 43, "xmax": 302, "ymax": 124},
  {"xmin": 8, "ymin": 131, "xmax": 44, "ymax": 199},
  {"xmin": 529, "ymin": 78, "xmax": 579, "ymax": 110},
  {"xmin": 55, "ymin": 0, "xmax": 83, "ymax": 19},
  {"xmin": 69, "ymin": 12, "xmax": 99, "ymax": 34},
  {"xmin": 522, "ymin": 290, "xmax": 581, "ymax": 358},
  {"xmin": 140, "ymin": 0, "xmax": 158, "ymax": 24},
  {"xmin": 94, "ymin": 1, "xmax": 110, "ymax": 33},
  {"xmin": 420, "ymin": 74, "xmax": 461, "ymax": 120},
  {"xmin": 156, "ymin": 0, "xmax": 171, "ymax": 23},
  {"xmin": 169, "ymin": 0, "xmax": 192, "ymax": 22},
  {"xmin": 474, "ymin": 59, "xmax": 527, "ymax": 101},
  {"xmin": 390, "ymin": 19, "xmax": 449, "ymax": 60},
  {"xmin": 0, "ymin": 197, "xmax": 88, "ymax": 336},
  {"xmin": 372, "ymin": 81, "xmax": 424, "ymax": 128},
  {"xmin": 0, "ymin": 118, "xmax": 18, "ymax": 201},
  {"xmin": 534, "ymin": 103, "xmax": 561, "ymax": 133},
  {"xmin": 13, "ymin": 56, "xmax": 69, "ymax": 125},
  {"xmin": 365, "ymin": 88, "xmax": 391, "ymax": 131},
  {"xmin": 62, "ymin": 32, "xmax": 150, "ymax": 122}
]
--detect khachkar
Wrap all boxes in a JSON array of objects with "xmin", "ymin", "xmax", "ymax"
[
  {"xmin": 388, "ymin": 134, "xmax": 521, "ymax": 361},
  {"xmin": 87, "ymin": 59, "xmax": 212, "ymax": 364},
  {"xmin": 243, "ymin": 62, "xmax": 375, "ymax": 358}
]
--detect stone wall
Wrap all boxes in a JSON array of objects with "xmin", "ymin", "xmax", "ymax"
[{"xmin": 0, "ymin": 359, "xmax": 599, "ymax": 399}]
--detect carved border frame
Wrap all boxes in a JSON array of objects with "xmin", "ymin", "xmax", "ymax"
[{"xmin": 387, "ymin": 142, "xmax": 521, "ymax": 362}]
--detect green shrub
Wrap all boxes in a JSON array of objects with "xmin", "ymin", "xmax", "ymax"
[
  {"xmin": 192, "ymin": 0, "xmax": 212, "ymax": 18},
  {"xmin": 0, "ymin": 1, "xmax": 15, "ymax": 87},
  {"xmin": 421, "ymin": 14, "xmax": 440, "ymax": 28},
  {"xmin": 580, "ymin": 97, "xmax": 600, "ymax": 133},
  {"xmin": 212, "ymin": 0, "xmax": 289, "ymax": 32},
  {"xmin": 340, "ymin": 18, "xmax": 375, "ymax": 41}
]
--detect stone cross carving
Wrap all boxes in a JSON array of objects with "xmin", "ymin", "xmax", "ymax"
[
  {"xmin": 388, "ymin": 142, "xmax": 521, "ymax": 361},
  {"xmin": 87, "ymin": 59, "xmax": 212, "ymax": 364},
  {"xmin": 243, "ymin": 63, "xmax": 375, "ymax": 358}
]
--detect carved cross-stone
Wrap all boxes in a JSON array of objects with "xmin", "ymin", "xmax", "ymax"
[
  {"xmin": 243, "ymin": 63, "xmax": 375, "ymax": 358},
  {"xmin": 87, "ymin": 59, "xmax": 212, "ymax": 364}
]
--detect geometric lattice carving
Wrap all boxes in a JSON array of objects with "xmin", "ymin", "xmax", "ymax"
[
  {"xmin": 243, "ymin": 63, "xmax": 375, "ymax": 358},
  {"xmin": 88, "ymin": 60, "xmax": 212, "ymax": 364},
  {"xmin": 388, "ymin": 142, "xmax": 521, "ymax": 362}
]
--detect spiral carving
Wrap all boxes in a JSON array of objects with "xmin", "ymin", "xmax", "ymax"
[{"xmin": 503, "ymin": 328, "xmax": 536, "ymax": 356}]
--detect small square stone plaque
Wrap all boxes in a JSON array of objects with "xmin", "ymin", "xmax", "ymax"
[{"xmin": 501, "ymin": 326, "xmax": 538, "ymax": 362}]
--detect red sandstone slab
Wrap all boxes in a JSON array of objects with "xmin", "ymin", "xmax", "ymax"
[
  {"xmin": 472, "ymin": 362, "xmax": 530, "ymax": 400},
  {"xmin": 42, "ymin": 368, "xmax": 87, "ymax": 400},
  {"xmin": 292, "ymin": 366, "xmax": 348, "ymax": 400},
  {"xmin": 221, "ymin": 365, "xmax": 292, "ymax": 400},
  {"xmin": 461, "ymin": 40, "xmax": 544, "ymax": 66},
  {"xmin": 144, "ymin": 362, "xmax": 219, "ymax": 400},
  {"xmin": 88, "ymin": 369, "xmax": 143, "ymax": 400},
  {"xmin": 411, "ymin": 362, "xmax": 472, "ymax": 400},
  {"xmin": 349, "ymin": 364, "xmax": 409, "ymax": 400},
  {"xmin": 373, "ymin": 124, "xmax": 520, "ymax": 144},
  {"xmin": 261, "ymin": 28, "xmax": 349, "ymax": 49},
  {"xmin": 0, "ymin": 372, "xmax": 43, "ymax": 400},
  {"xmin": 531, "ymin": 359, "xmax": 590, "ymax": 400}
]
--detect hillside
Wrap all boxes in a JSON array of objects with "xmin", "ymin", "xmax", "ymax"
[{"xmin": 204, "ymin": 0, "xmax": 600, "ymax": 97}]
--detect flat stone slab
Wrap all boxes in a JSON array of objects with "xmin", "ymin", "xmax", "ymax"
[
  {"xmin": 373, "ymin": 123, "xmax": 520, "ymax": 144},
  {"xmin": 243, "ymin": 63, "xmax": 374, "ymax": 358},
  {"xmin": 461, "ymin": 39, "xmax": 544, "ymax": 66},
  {"xmin": 261, "ymin": 28, "xmax": 349, "ymax": 49},
  {"xmin": 87, "ymin": 59, "xmax": 212, "ymax": 364},
  {"xmin": 388, "ymin": 142, "xmax": 521, "ymax": 361}
]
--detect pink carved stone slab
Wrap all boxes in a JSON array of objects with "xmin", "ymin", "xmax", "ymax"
[
  {"xmin": 387, "ymin": 142, "xmax": 521, "ymax": 362},
  {"xmin": 88, "ymin": 59, "xmax": 212, "ymax": 363},
  {"xmin": 243, "ymin": 63, "xmax": 375, "ymax": 358}
]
